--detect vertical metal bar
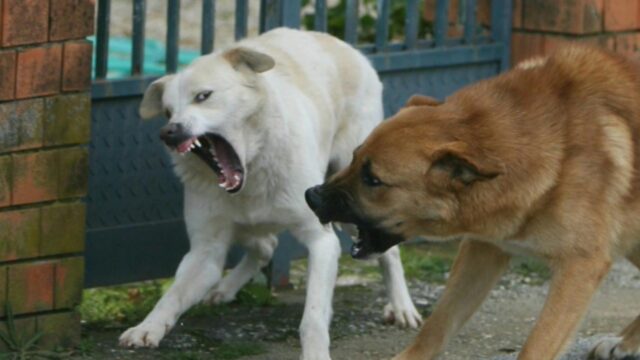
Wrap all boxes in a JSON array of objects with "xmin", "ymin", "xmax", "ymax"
[
  {"xmin": 434, "ymin": 0, "xmax": 449, "ymax": 47},
  {"xmin": 375, "ymin": 0, "xmax": 390, "ymax": 51},
  {"xmin": 491, "ymin": 0, "xmax": 512, "ymax": 71},
  {"xmin": 345, "ymin": 0, "xmax": 358, "ymax": 44},
  {"xmin": 201, "ymin": 0, "xmax": 215, "ymax": 54},
  {"xmin": 260, "ymin": 0, "xmax": 280, "ymax": 33},
  {"xmin": 281, "ymin": 0, "xmax": 301, "ymax": 28},
  {"xmin": 463, "ymin": 0, "xmax": 476, "ymax": 43},
  {"xmin": 95, "ymin": 0, "xmax": 111, "ymax": 78},
  {"xmin": 131, "ymin": 0, "xmax": 146, "ymax": 75},
  {"xmin": 235, "ymin": 0, "xmax": 248, "ymax": 40},
  {"xmin": 166, "ymin": 0, "xmax": 180, "ymax": 73},
  {"xmin": 315, "ymin": 0, "xmax": 327, "ymax": 32},
  {"xmin": 404, "ymin": 0, "xmax": 419, "ymax": 49}
]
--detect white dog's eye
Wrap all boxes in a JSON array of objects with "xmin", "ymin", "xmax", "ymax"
[{"xmin": 194, "ymin": 90, "xmax": 213, "ymax": 103}]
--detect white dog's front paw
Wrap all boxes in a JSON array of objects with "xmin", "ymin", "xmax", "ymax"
[
  {"xmin": 119, "ymin": 321, "xmax": 170, "ymax": 348},
  {"xmin": 589, "ymin": 336, "xmax": 639, "ymax": 359},
  {"xmin": 383, "ymin": 302, "xmax": 423, "ymax": 329},
  {"xmin": 204, "ymin": 289, "xmax": 237, "ymax": 305}
]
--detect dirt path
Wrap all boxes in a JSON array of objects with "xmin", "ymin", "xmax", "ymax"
[
  {"xmin": 239, "ymin": 262, "xmax": 639, "ymax": 360},
  {"xmin": 79, "ymin": 257, "xmax": 639, "ymax": 360}
]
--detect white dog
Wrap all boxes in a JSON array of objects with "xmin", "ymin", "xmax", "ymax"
[{"xmin": 118, "ymin": 28, "xmax": 421, "ymax": 359}]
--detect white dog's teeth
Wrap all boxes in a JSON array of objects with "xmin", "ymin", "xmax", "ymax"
[
  {"xmin": 234, "ymin": 174, "xmax": 240, "ymax": 181},
  {"xmin": 194, "ymin": 139, "xmax": 202, "ymax": 147}
]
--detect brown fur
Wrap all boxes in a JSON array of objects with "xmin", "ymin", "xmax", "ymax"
[{"xmin": 325, "ymin": 45, "xmax": 640, "ymax": 359}]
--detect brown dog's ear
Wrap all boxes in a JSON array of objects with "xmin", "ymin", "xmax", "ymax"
[
  {"xmin": 139, "ymin": 75, "xmax": 174, "ymax": 119},
  {"xmin": 405, "ymin": 94, "xmax": 442, "ymax": 108},
  {"xmin": 430, "ymin": 142, "xmax": 504, "ymax": 185},
  {"xmin": 224, "ymin": 47, "xmax": 275, "ymax": 73}
]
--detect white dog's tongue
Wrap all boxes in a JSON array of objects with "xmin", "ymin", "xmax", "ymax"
[{"xmin": 213, "ymin": 140, "xmax": 242, "ymax": 190}]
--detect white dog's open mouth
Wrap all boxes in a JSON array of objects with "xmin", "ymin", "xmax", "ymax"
[{"xmin": 176, "ymin": 134, "xmax": 244, "ymax": 193}]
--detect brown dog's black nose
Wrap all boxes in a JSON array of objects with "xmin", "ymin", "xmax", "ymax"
[
  {"xmin": 305, "ymin": 185, "xmax": 323, "ymax": 212},
  {"xmin": 159, "ymin": 123, "xmax": 190, "ymax": 147}
]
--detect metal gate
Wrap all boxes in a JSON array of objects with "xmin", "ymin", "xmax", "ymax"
[{"xmin": 86, "ymin": 0, "xmax": 512, "ymax": 287}]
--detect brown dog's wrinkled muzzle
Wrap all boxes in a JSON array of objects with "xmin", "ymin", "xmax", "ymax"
[{"xmin": 305, "ymin": 185, "xmax": 404, "ymax": 259}]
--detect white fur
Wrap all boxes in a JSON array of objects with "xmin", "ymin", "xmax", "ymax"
[
  {"xmin": 119, "ymin": 28, "xmax": 420, "ymax": 358},
  {"xmin": 591, "ymin": 336, "xmax": 640, "ymax": 359}
]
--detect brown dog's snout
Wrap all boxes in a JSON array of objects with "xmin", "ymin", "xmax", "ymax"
[
  {"xmin": 159, "ymin": 123, "xmax": 190, "ymax": 147},
  {"xmin": 305, "ymin": 185, "xmax": 322, "ymax": 211},
  {"xmin": 305, "ymin": 185, "xmax": 333, "ymax": 224}
]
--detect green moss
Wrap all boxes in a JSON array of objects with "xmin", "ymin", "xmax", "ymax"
[
  {"xmin": 400, "ymin": 243, "xmax": 456, "ymax": 283},
  {"xmin": 511, "ymin": 257, "xmax": 551, "ymax": 285}
]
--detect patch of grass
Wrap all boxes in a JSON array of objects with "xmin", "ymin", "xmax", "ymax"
[
  {"xmin": 400, "ymin": 243, "xmax": 457, "ymax": 283},
  {"xmin": 79, "ymin": 279, "xmax": 170, "ymax": 328},
  {"xmin": 80, "ymin": 278, "xmax": 278, "ymax": 328},
  {"xmin": 511, "ymin": 257, "xmax": 552, "ymax": 285}
]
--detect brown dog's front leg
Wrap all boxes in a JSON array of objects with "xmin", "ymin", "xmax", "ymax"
[
  {"xmin": 393, "ymin": 240, "xmax": 511, "ymax": 360},
  {"xmin": 517, "ymin": 256, "xmax": 611, "ymax": 360}
]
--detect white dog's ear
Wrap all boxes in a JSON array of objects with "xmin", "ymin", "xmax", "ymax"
[
  {"xmin": 223, "ymin": 47, "xmax": 275, "ymax": 73},
  {"xmin": 139, "ymin": 75, "xmax": 174, "ymax": 119}
]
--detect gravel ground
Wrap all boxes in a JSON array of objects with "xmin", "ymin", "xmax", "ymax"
[{"xmin": 78, "ymin": 259, "xmax": 639, "ymax": 360}]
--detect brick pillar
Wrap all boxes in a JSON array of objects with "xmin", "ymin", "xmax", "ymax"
[
  {"xmin": 0, "ymin": 0, "xmax": 94, "ymax": 352},
  {"xmin": 511, "ymin": 0, "xmax": 640, "ymax": 65}
]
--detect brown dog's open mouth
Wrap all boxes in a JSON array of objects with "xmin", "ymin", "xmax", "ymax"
[
  {"xmin": 352, "ymin": 224, "xmax": 405, "ymax": 259},
  {"xmin": 174, "ymin": 133, "xmax": 244, "ymax": 193}
]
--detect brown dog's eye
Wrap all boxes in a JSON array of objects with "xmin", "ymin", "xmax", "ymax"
[
  {"xmin": 361, "ymin": 162, "xmax": 383, "ymax": 187},
  {"xmin": 164, "ymin": 109, "xmax": 172, "ymax": 119}
]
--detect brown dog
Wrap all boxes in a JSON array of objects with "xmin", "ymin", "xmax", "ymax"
[{"xmin": 305, "ymin": 45, "xmax": 640, "ymax": 360}]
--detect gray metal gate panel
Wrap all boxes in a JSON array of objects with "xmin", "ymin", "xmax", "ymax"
[{"xmin": 86, "ymin": 0, "xmax": 512, "ymax": 288}]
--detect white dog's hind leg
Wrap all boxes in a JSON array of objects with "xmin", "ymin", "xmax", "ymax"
[
  {"xmin": 292, "ymin": 224, "xmax": 341, "ymax": 360},
  {"xmin": 379, "ymin": 246, "xmax": 422, "ymax": 328},
  {"xmin": 205, "ymin": 234, "xmax": 277, "ymax": 304}
]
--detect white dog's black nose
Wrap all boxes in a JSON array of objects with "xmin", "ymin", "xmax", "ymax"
[{"xmin": 160, "ymin": 123, "xmax": 190, "ymax": 147}]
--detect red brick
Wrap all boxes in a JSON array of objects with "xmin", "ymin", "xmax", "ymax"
[
  {"xmin": 0, "ymin": 208, "xmax": 41, "ymax": 262},
  {"xmin": 37, "ymin": 312, "xmax": 81, "ymax": 350},
  {"xmin": 50, "ymin": 0, "xmax": 95, "ymax": 41},
  {"xmin": 41, "ymin": 203, "xmax": 85, "ymax": 256},
  {"xmin": 62, "ymin": 41, "xmax": 93, "ymax": 91},
  {"xmin": 511, "ymin": 32, "xmax": 547, "ymax": 66},
  {"xmin": 11, "ymin": 150, "xmax": 59, "ymax": 205},
  {"xmin": 44, "ymin": 94, "xmax": 91, "ymax": 146},
  {"xmin": 579, "ymin": 34, "xmax": 616, "ymax": 50},
  {"xmin": 513, "ymin": 0, "xmax": 523, "ymax": 28},
  {"xmin": 54, "ymin": 257, "xmax": 84, "ymax": 309},
  {"xmin": 0, "ymin": 0, "xmax": 49, "ymax": 46},
  {"xmin": 523, "ymin": 0, "xmax": 604, "ymax": 34},
  {"xmin": 604, "ymin": 0, "xmax": 640, "ymax": 31},
  {"xmin": 8, "ymin": 261, "xmax": 54, "ymax": 314},
  {"xmin": 0, "ymin": 156, "xmax": 10, "ymax": 207},
  {"xmin": 16, "ymin": 45, "xmax": 63, "ymax": 99},
  {"xmin": 512, "ymin": 32, "xmax": 617, "ymax": 67},
  {"xmin": 0, "ymin": 99, "xmax": 45, "ymax": 152},
  {"xmin": 57, "ymin": 147, "xmax": 89, "ymax": 199},
  {"xmin": 0, "ymin": 266, "xmax": 6, "ymax": 317},
  {"xmin": 478, "ymin": 0, "xmax": 491, "ymax": 27},
  {"xmin": 424, "ymin": 0, "xmax": 460, "ymax": 24},
  {"xmin": 615, "ymin": 33, "xmax": 640, "ymax": 56},
  {"xmin": 0, "ymin": 50, "xmax": 16, "ymax": 101}
]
